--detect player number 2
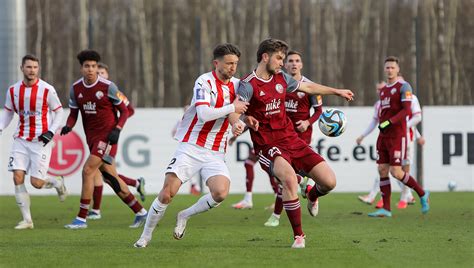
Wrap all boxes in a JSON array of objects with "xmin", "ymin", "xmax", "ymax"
[
  {"xmin": 8, "ymin": 157, "xmax": 14, "ymax": 168},
  {"xmin": 167, "ymin": 158, "xmax": 176, "ymax": 169}
]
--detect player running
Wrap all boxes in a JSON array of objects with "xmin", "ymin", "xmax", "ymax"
[
  {"xmin": 230, "ymin": 38, "xmax": 354, "ymax": 248},
  {"xmin": 0, "ymin": 55, "xmax": 66, "ymax": 229},
  {"xmin": 62, "ymin": 50, "xmax": 147, "ymax": 229},
  {"xmin": 367, "ymin": 56, "xmax": 430, "ymax": 218},
  {"xmin": 86, "ymin": 62, "xmax": 146, "ymax": 220},
  {"xmin": 134, "ymin": 43, "xmax": 248, "ymax": 248},
  {"xmin": 264, "ymin": 50, "xmax": 323, "ymax": 227}
]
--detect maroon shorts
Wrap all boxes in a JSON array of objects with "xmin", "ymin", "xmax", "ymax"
[
  {"xmin": 88, "ymin": 139, "xmax": 118, "ymax": 158},
  {"xmin": 297, "ymin": 129, "xmax": 312, "ymax": 145},
  {"xmin": 255, "ymin": 137, "xmax": 324, "ymax": 178},
  {"xmin": 376, "ymin": 135, "xmax": 407, "ymax": 166}
]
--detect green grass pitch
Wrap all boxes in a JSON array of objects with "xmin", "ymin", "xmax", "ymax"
[{"xmin": 0, "ymin": 192, "xmax": 472, "ymax": 267}]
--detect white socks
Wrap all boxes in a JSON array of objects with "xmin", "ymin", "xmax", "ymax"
[
  {"xmin": 179, "ymin": 193, "xmax": 220, "ymax": 219},
  {"xmin": 368, "ymin": 177, "xmax": 380, "ymax": 200},
  {"xmin": 15, "ymin": 184, "xmax": 32, "ymax": 223},
  {"xmin": 244, "ymin": 192, "xmax": 252, "ymax": 203},
  {"xmin": 136, "ymin": 208, "xmax": 147, "ymax": 216},
  {"xmin": 42, "ymin": 177, "xmax": 60, "ymax": 189},
  {"xmin": 141, "ymin": 198, "xmax": 168, "ymax": 240}
]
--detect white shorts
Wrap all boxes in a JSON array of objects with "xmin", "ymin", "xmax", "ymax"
[
  {"xmin": 165, "ymin": 142, "xmax": 230, "ymax": 184},
  {"xmin": 8, "ymin": 138, "xmax": 53, "ymax": 179},
  {"xmin": 403, "ymin": 138, "xmax": 415, "ymax": 166}
]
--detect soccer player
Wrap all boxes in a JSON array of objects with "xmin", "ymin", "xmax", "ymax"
[
  {"xmin": 264, "ymin": 50, "xmax": 323, "ymax": 227},
  {"xmin": 367, "ymin": 56, "xmax": 430, "ymax": 217},
  {"xmin": 86, "ymin": 62, "xmax": 146, "ymax": 220},
  {"xmin": 230, "ymin": 38, "xmax": 354, "ymax": 248},
  {"xmin": 133, "ymin": 43, "xmax": 248, "ymax": 248},
  {"xmin": 357, "ymin": 81, "xmax": 425, "ymax": 209},
  {"xmin": 61, "ymin": 50, "xmax": 147, "ymax": 229},
  {"xmin": 0, "ymin": 55, "xmax": 66, "ymax": 229}
]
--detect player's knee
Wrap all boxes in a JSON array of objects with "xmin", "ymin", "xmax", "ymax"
[
  {"xmin": 281, "ymin": 175, "xmax": 298, "ymax": 192},
  {"xmin": 211, "ymin": 189, "xmax": 228, "ymax": 202},
  {"xmin": 158, "ymin": 187, "xmax": 175, "ymax": 204},
  {"xmin": 83, "ymin": 165, "xmax": 97, "ymax": 178},
  {"xmin": 389, "ymin": 168, "xmax": 404, "ymax": 180},
  {"xmin": 101, "ymin": 171, "xmax": 122, "ymax": 193},
  {"xmin": 30, "ymin": 178, "xmax": 43, "ymax": 189},
  {"xmin": 378, "ymin": 165, "xmax": 389, "ymax": 176}
]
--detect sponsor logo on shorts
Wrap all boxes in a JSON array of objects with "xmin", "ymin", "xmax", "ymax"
[{"xmin": 268, "ymin": 147, "xmax": 282, "ymax": 157}]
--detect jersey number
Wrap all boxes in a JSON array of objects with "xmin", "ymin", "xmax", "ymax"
[
  {"xmin": 8, "ymin": 157, "xmax": 14, "ymax": 168},
  {"xmin": 167, "ymin": 158, "xmax": 176, "ymax": 170}
]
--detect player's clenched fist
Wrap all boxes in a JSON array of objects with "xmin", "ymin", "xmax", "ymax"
[
  {"xmin": 38, "ymin": 131, "xmax": 54, "ymax": 146},
  {"xmin": 233, "ymin": 98, "xmax": 249, "ymax": 114},
  {"xmin": 60, "ymin": 126, "xmax": 72, "ymax": 136},
  {"xmin": 232, "ymin": 121, "xmax": 245, "ymax": 136}
]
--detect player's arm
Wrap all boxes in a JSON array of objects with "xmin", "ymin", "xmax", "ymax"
[
  {"xmin": 379, "ymin": 83, "xmax": 413, "ymax": 131},
  {"xmin": 39, "ymin": 88, "xmax": 64, "ymax": 145},
  {"xmin": 194, "ymin": 78, "xmax": 247, "ymax": 122},
  {"xmin": 308, "ymin": 95, "xmax": 323, "ymax": 124},
  {"xmin": 0, "ymin": 90, "xmax": 15, "ymax": 134},
  {"xmin": 407, "ymin": 96, "xmax": 422, "ymax": 128},
  {"xmin": 357, "ymin": 101, "xmax": 380, "ymax": 144},
  {"xmin": 127, "ymin": 103, "xmax": 135, "ymax": 118},
  {"xmin": 107, "ymin": 82, "xmax": 129, "ymax": 144},
  {"xmin": 229, "ymin": 81, "xmax": 256, "ymax": 135},
  {"xmin": 282, "ymin": 72, "xmax": 354, "ymax": 101},
  {"xmin": 61, "ymin": 86, "xmax": 79, "ymax": 136}
]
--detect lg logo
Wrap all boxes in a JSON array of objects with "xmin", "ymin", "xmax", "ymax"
[{"xmin": 48, "ymin": 131, "xmax": 85, "ymax": 176}]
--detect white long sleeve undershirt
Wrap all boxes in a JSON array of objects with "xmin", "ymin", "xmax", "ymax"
[
  {"xmin": 48, "ymin": 108, "xmax": 64, "ymax": 134},
  {"xmin": 196, "ymin": 104, "xmax": 235, "ymax": 122},
  {"xmin": 360, "ymin": 116, "xmax": 378, "ymax": 138},
  {"xmin": 0, "ymin": 109, "xmax": 14, "ymax": 132}
]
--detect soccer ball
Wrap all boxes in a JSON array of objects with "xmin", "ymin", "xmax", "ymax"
[
  {"xmin": 448, "ymin": 181, "xmax": 457, "ymax": 192},
  {"xmin": 318, "ymin": 108, "xmax": 347, "ymax": 137}
]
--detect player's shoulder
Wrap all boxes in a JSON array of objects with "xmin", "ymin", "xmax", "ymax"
[
  {"xmin": 98, "ymin": 76, "xmax": 113, "ymax": 86},
  {"xmin": 72, "ymin": 78, "xmax": 83, "ymax": 88},
  {"xmin": 301, "ymin": 75, "xmax": 313, "ymax": 83},
  {"xmin": 194, "ymin": 71, "xmax": 213, "ymax": 85},
  {"xmin": 38, "ymin": 79, "xmax": 56, "ymax": 91},
  {"xmin": 8, "ymin": 80, "xmax": 22, "ymax": 89},
  {"xmin": 230, "ymin": 76, "xmax": 240, "ymax": 87},
  {"xmin": 241, "ymin": 71, "xmax": 257, "ymax": 83}
]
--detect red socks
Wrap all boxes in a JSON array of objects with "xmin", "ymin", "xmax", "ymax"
[
  {"xmin": 380, "ymin": 177, "xmax": 391, "ymax": 211},
  {"xmin": 283, "ymin": 198, "xmax": 304, "ymax": 237},
  {"xmin": 92, "ymin": 185, "xmax": 103, "ymax": 210}
]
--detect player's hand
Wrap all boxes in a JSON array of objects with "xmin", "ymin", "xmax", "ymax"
[
  {"xmin": 337, "ymin": 89, "xmax": 354, "ymax": 101},
  {"xmin": 228, "ymin": 135, "xmax": 237, "ymax": 146},
  {"xmin": 417, "ymin": 136, "xmax": 425, "ymax": 146},
  {"xmin": 38, "ymin": 131, "xmax": 54, "ymax": 146},
  {"xmin": 107, "ymin": 127, "xmax": 121, "ymax": 145},
  {"xmin": 356, "ymin": 135, "xmax": 364, "ymax": 145},
  {"xmin": 296, "ymin": 120, "xmax": 310, "ymax": 132},
  {"xmin": 232, "ymin": 121, "xmax": 245, "ymax": 136},
  {"xmin": 60, "ymin": 126, "xmax": 72, "ymax": 136},
  {"xmin": 378, "ymin": 120, "xmax": 391, "ymax": 132},
  {"xmin": 244, "ymin": 115, "xmax": 259, "ymax": 131},
  {"xmin": 233, "ymin": 98, "xmax": 249, "ymax": 114}
]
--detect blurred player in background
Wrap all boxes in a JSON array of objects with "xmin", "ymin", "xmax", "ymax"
[
  {"xmin": 62, "ymin": 50, "xmax": 147, "ymax": 229},
  {"xmin": 230, "ymin": 38, "xmax": 354, "ymax": 248},
  {"xmin": 0, "ymin": 55, "xmax": 66, "ymax": 229},
  {"xmin": 134, "ymin": 43, "xmax": 248, "ymax": 248},
  {"xmin": 264, "ymin": 50, "xmax": 323, "ymax": 227},
  {"xmin": 357, "ymin": 80, "xmax": 425, "ymax": 209},
  {"xmin": 367, "ymin": 56, "xmax": 429, "ymax": 218},
  {"xmin": 86, "ymin": 62, "xmax": 146, "ymax": 220}
]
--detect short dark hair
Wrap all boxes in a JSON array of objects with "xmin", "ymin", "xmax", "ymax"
[
  {"xmin": 77, "ymin": 49, "xmax": 101, "ymax": 65},
  {"xmin": 384, "ymin": 56, "xmax": 399, "ymax": 65},
  {"xmin": 257, "ymin": 38, "xmax": 289, "ymax": 63},
  {"xmin": 97, "ymin": 62, "xmax": 109, "ymax": 72},
  {"xmin": 213, "ymin": 43, "xmax": 241, "ymax": 60},
  {"xmin": 286, "ymin": 50, "xmax": 303, "ymax": 62},
  {"xmin": 22, "ymin": 54, "xmax": 39, "ymax": 66}
]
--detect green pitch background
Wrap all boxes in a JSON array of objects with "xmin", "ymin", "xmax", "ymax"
[{"xmin": 0, "ymin": 193, "xmax": 472, "ymax": 267}]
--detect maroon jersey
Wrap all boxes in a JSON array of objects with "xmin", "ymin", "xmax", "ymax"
[
  {"xmin": 237, "ymin": 71, "xmax": 300, "ymax": 146},
  {"xmin": 378, "ymin": 80, "xmax": 413, "ymax": 138},
  {"xmin": 68, "ymin": 77, "xmax": 126, "ymax": 143},
  {"xmin": 285, "ymin": 76, "xmax": 322, "ymax": 144}
]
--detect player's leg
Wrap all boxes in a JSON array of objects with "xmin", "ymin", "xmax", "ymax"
[
  {"xmin": 29, "ymin": 141, "xmax": 67, "ymax": 201},
  {"xmin": 13, "ymin": 170, "xmax": 34, "ymax": 229},
  {"xmin": 135, "ymin": 172, "xmax": 182, "ymax": 247},
  {"xmin": 174, "ymin": 174, "xmax": 230, "ymax": 240},
  {"xmin": 265, "ymin": 183, "xmax": 283, "ymax": 227},
  {"xmin": 118, "ymin": 174, "xmax": 146, "ymax": 201},
  {"xmin": 358, "ymin": 176, "xmax": 379, "ymax": 205},
  {"xmin": 368, "ymin": 136, "xmax": 393, "ymax": 217},
  {"xmin": 305, "ymin": 161, "xmax": 336, "ymax": 217},
  {"xmin": 65, "ymin": 155, "xmax": 102, "ymax": 229},
  {"xmin": 100, "ymin": 162, "xmax": 147, "ymax": 228},
  {"xmin": 232, "ymin": 157, "xmax": 256, "ymax": 209},
  {"xmin": 9, "ymin": 140, "xmax": 33, "ymax": 229},
  {"xmin": 401, "ymin": 164, "xmax": 415, "ymax": 204},
  {"xmin": 87, "ymin": 171, "xmax": 103, "ymax": 220},
  {"xmin": 272, "ymin": 156, "xmax": 305, "ymax": 248},
  {"xmin": 389, "ymin": 165, "xmax": 429, "ymax": 214}
]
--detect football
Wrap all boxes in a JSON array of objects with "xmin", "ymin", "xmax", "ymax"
[
  {"xmin": 448, "ymin": 180, "xmax": 457, "ymax": 192},
  {"xmin": 318, "ymin": 108, "xmax": 347, "ymax": 137}
]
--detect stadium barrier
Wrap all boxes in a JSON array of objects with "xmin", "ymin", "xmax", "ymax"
[{"xmin": 0, "ymin": 106, "xmax": 472, "ymax": 195}]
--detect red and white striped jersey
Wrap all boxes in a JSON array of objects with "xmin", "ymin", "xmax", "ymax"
[
  {"xmin": 174, "ymin": 71, "xmax": 238, "ymax": 153},
  {"xmin": 4, "ymin": 79, "xmax": 62, "ymax": 141}
]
